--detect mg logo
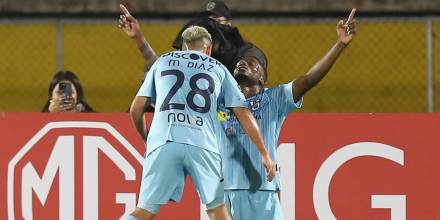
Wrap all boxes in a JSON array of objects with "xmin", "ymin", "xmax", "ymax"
[
  {"xmin": 276, "ymin": 142, "xmax": 406, "ymax": 220},
  {"xmin": 7, "ymin": 121, "xmax": 144, "ymax": 220}
]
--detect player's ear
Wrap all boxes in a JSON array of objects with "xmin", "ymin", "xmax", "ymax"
[
  {"xmin": 259, "ymin": 76, "xmax": 264, "ymax": 86},
  {"xmin": 205, "ymin": 44, "xmax": 212, "ymax": 56},
  {"xmin": 258, "ymin": 69, "xmax": 266, "ymax": 85},
  {"xmin": 182, "ymin": 42, "xmax": 189, "ymax": 51}
]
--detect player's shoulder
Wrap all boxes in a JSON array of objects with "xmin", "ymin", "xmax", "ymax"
[
  {"xmin": 210, "ymin": 56, "xmax": 229, "ymax": 72},
  {"xmin": 266, "ymin": 82, "xmax": 293, "ymax": 95},
  {"xmin": 265, "ymin": 85, "xmax": 279, "ymax": 95},
  {"xmin": 151, "ymin": 52, "xmax": 174, "ymax": 66},
  {"xmin": 157, "ymin": 50, "xmax": 229, "ymax": 77},
  {"xmin": 159, "ymin": 50, "xmax": 220, "ymax": 63},
  {"xmin": 158, "ymin": 50, "xmax": 181, "ymax": 61},
  {"xmin": 207, "ymin": 56, "xmax": 231, "ymax": 78},
  {"xmin": 268, "ymin": 82, "xmax": 292, "ymax": 90},
  {"xmin": 154, "ymin": 51, "xmax": 188, "ymax": 67}
]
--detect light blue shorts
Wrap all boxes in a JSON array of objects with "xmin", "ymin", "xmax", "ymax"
[
  {"xmin": 225, "ymin": 190, "xmax": 284, "ymax": 220},
  {"xmin": 137, "ymin": 142, "xmax": 224, "ymax": 210}
]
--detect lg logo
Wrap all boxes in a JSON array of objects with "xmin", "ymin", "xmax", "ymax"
[{"xmin": 7, "ymin": 122, "xmax": 144, "ymax": 220}]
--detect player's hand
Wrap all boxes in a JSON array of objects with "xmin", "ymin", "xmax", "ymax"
[
  {"xmin": 48, "ymin": 95, "xmax": 76, "ymax": 112},
  {"xmin": 337, "ymin": 8, "xmax": 357, "ymax": 45},
  {"xmin": 118, "ymin": 4, "xmax": 142, "ymax": 39},
  {"xmin": 262, "ymin": 154, "xmax": 276, "ymax": 182}
]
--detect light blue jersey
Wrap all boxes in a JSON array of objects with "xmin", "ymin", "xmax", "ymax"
[
  {"xmin": 137, "ymin": 50, "xmax": 247, "ymax": 155},
  {"xmin": 218, "ymin": 82, "xmax": 302, "ymax": 191}
]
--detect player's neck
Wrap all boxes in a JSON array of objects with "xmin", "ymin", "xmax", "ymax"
[{"xmin": 240, "ymin": 84, "xmax": 263, "ymax": 99}]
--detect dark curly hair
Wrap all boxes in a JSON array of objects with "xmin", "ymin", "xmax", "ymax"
[{"xmin": 237, "ymin": 42, "xmax": 268, "ymax": 82}]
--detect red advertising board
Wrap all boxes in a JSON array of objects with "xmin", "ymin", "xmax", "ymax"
[
  {"xmin": 1, "ymin": 113, "xmax": 440, "ymax": 219},
  {"xmin": 0, "ymin": 113, "xmax": 198, "ymax": 220}
]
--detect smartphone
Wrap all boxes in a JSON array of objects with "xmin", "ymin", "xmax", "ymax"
[
  {"xmin": 58, "ymin": 82, "xmax": 73, "ymax": 103},
  {"xmin": 58, "ymin": 82, "xmax": 73, "ymax": 95}
]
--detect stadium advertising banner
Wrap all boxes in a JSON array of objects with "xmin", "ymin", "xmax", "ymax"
[{"xmin": 1, "ymin": 113, "xmax": 439, "ymax": 219}]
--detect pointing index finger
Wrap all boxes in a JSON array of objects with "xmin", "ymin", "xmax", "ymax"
[
  {"xmin": 119, "ymin": 4, "xmax": 131, "ymax": 17},
  {"xmin": 347, "ymin": 8, "xmax": 356, "ymax": 23}
]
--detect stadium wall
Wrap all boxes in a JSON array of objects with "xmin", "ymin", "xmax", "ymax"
[{"xmin": 0, "ymin": 18, "xmax": 438, "ymax": 112}]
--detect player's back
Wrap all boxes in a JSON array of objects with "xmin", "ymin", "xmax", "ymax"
[{"xmin": 140, "ymin": 50, "xmax": 244, "ymax": 155}]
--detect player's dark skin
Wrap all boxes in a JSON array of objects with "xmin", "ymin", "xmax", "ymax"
[
  {"xmin": 120, "ymin": 5, "xmax": 356, "ymax": 219},
  {"xmin": 119, "ymin": 4, "xmax": 356, "ymax": 102},
  {"xmin": 230, "ymin": 9, "xmax": 356, "ymax": 203},
  {"xmin": 234, "ymin": 9, "xmax": 357, "ymax": 100}
]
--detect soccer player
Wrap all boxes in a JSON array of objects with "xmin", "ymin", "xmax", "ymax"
[
  {"xmin": 120, "ymin": 5, "xmax": 357, "ymax": 219},
  {"xmin": 219, "ymin": 9, "xmax": 357, "ymax": 219},
  {"xmin": 128, "ymin": 26, "xmax": 276, "ymax": 220}
]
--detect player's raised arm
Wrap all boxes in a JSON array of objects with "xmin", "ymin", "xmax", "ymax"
[
  {"xmin": 118, "ymin": 4, "xmax": 158, "ymax": 66},
  {"xmin": 292, "ymin": 8, "xmax": 357, "ymax": 102},
  {"xmin": 232, "ymin": 107, "xmax": 276, "ymax": 181}
]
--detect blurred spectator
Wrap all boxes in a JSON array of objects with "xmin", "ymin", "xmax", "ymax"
[
  {"xmin": 42, "ymin": 71, "xmax": 94, "ymax": 112},
  {"xmin": 119, "ymin": 0, "xmax": 245, "ymax": 73},
  {"xmin": 172, "ymin": 0, "xmax": 245, "ymax": 73}
]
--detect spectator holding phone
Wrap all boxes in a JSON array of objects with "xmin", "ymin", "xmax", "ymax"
[{"xmin": 42, "ymin": 71, "xmax": 94, "ymax": 112}]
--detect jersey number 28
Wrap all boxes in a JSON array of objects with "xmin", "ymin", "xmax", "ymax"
[{"xmin": 160, "ymin": 70, "xmax": 215, "ymax": 113}]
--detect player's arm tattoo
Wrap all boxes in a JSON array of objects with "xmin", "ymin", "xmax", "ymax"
[
  {"xmin": 138, "ymin": 41, "xmax": 157, "ymax": 63},
  {"xmin": 135, "ymin": 36, "xmax": 158, "ymax": 67}
]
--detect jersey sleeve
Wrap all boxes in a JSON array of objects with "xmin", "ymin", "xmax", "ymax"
[
  {"xmin": 220, "ymin": 67, "xmax": 247, "ymax": 108},
  {"xmin": 273, "ymin": 82, "xmax": 303, "ymax": 116},
  {"xmin": 136, "ymin": 60, "xmax": 158, "ymax": 98}
]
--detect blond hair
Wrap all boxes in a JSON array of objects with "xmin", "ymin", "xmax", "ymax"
[{"xmin": 181, "ymin": 26, "xmax": 212, "ymax": 50}]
